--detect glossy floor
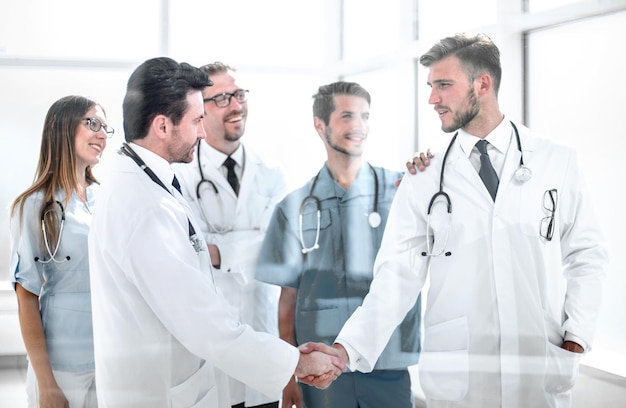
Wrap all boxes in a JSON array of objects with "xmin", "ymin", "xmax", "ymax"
[{"xmin": 1, "ymin": 356, "xmax": 624, "ymax": 407}]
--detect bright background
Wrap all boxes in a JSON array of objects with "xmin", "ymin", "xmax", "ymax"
[{"xmin": 1, "ymin": 0, "xmax": 625, "ymax": 380}]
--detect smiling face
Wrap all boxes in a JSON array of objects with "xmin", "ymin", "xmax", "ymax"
[
  {"xmin": 315, "ymin": 94, "xmax": 370, "ymax": 158},
  {"xmin": 427, "ymin": 55, "xmax": 481, "ymax": 133},
  {"xmin": 74, "ymin": 104, "xmax": 108, "ymax": 170},
  {"xmin": 201, "ymin": 70, "xmax": 247, "ymax": 152}
]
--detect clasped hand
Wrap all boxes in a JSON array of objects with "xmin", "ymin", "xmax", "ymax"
[{"xmin": 294, "ymin": 342, "xmax": 347, "ymax": 389}]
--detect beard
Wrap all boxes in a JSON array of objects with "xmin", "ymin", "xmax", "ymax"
[
  {"xmin": 168, "ymin": 127, "xmax": 196, "ymax": 164},
  {"xmin": 324, "ymin": 126, "xmax": 363, "ymax": 157},
  {"xmin": 442, "ymin": 88, "xmax": 480, "ymax": 133},
  {"xmin": 223, "ymin": 110, "xmax": 246, "ymax": 142}
]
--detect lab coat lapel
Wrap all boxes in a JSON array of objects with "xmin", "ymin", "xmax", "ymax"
[
  {"xmin": 237, "ymin": 150, "xmax": 259, "ymax": 205},
  {"xmin": 201, "ymin": 158, "xmax": 238, "ymax": 200},
  {"xmin": 447, "ymin": 144, "xmax": 493, "ymax": 202},
  {"xmin": 498, "ymin": 123, "xmax": 536, "ymax": 196}
]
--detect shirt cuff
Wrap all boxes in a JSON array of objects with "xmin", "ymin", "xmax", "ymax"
[
  {"xmin": 335, "ymin": 338, "xmax": 372, "ymax": 373},
  {"xmin": 564, "ymin": 332, "xmax": 587, "ymax": 351}
]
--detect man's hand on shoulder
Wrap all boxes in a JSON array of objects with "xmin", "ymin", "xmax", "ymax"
[{"xmin": 395, "ymin": 149, "xmax": 434, "ymax": 186}]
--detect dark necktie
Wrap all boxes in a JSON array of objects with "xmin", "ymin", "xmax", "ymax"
[
  {"xmin": 224, "ymin": 156, "xmax": 240, "ymax": 196},
  {"xmin": 172, "ymin": 175, "xmax": 182, "ymax": 195},
  {"xmin": 476, "ymin": 140, "xmax": 499, "ymax": 201}
]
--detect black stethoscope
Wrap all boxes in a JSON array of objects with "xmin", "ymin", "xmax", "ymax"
[
  {"xmin": 120, "ymin": 143, "xmax": 202, "ymax": 251},
  {"xmin": 194, "ymin": 142, "xmax": 246, "ymax": 234},
  {"xmin": 299, "ymin": 163, "xmax": 381, "ymax": 254},
  {"xmin": 422, "ymin": 121, "xmax": 531, "ymax": 257},
  {"xmin": 34, "ymin": 200, "xmax": 71, "ymax": 263}
]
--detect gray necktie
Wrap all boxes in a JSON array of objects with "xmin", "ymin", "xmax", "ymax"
[
  {"xmin": 476, "ymin": 140, "xmax": 499, "ymax": 201},
  {"xmin": 224, "ymin": 156, "xmax": 240, "ymax": 196}
]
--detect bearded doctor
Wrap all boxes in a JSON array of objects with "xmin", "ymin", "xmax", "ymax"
[
  {"xmin": 332, "ymin": 33, "xmax": 608, "ymax": 408},
  {"xmin": 88, "ymin": 57, "xmax": 344, "ymax": 408}
]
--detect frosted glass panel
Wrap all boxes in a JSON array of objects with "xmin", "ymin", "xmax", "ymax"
[
  {"xmin": 344, "ymin": 63, "xmax": 416, "ymax": 171},
  {"xmin": 169, "ymin": 0, "xmax": 325, "ymax": 68},
  {"xmin": 233, "ymin": 70, "xmax": 327, "ymax": 189},
  {"xmin": 528, "ymin": 0, "xmax": 582, "ymax": 13},
  {"xmin": 418, "ymin": 0, "xmax": 497, "ymax": 42},
  {"xmin": 343, "ymin": 0, "xmax": 406, "ymax": 61},
  {"xmin": 527, "ymin": 11, "xmax": 626, "ymax": 376},
  {"xmin": 0, "ymin": 0, "xmax": 162, "ymax": 60}
]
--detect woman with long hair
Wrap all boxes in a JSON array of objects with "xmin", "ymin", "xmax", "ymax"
[{"xmin": 9, "ymin": 95, "xmax": 112, "ymax": 407}]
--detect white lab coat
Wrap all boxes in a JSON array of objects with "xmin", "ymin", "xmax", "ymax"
[
  {"xmin": 336, "ymin": 123, "xmax": 608, "ymax": 408},
  {"xmin": 89, "ymin": 144, "xmax": 298, "ymax": 408},
  {"xmin": 174, "ymin": 141, "xmax": 287, "ymax": 406}
]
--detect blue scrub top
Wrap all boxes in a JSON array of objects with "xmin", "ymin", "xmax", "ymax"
[
  {"xmin": 257, "ymin": 163, "xmax": 421, "ymax": 370},
  {"xmin": 10, "ymin": 186, "xmax": 97, "ymax": 372}
]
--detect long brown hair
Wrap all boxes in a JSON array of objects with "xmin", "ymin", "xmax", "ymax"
[{"xmin": 10, "ymin": 95, "xmax": 103, "ymax": 249}]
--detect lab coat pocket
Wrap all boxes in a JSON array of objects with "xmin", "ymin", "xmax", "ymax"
[
  {"xmin": 170, "ymin": 360, "xmax": 217, "ymax": 408},
  {"xmin": 520, "ymin": 186, "xmax": 558, "ymax": 239},
  {"xmin": 419, "ymin": 316, "xmax": 469, "ymax": 401},
  {"xmin": 249, "ymin": 191, "xmax": 273, "ymax": 228},
  {"xmin": 544, "ymin": 342, "xmax": 581, "ymax": 395}
]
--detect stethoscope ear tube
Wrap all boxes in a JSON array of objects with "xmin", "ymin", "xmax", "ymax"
[{"xmin": 421, "ymin": 121, "xmax": 529, "ymax": 258}]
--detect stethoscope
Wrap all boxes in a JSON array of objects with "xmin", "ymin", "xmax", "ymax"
[
  {"xmin": 120, "ymin": 143, "xmax": 203, "ymax": 252},
  {"xmin": 299, "ymin": 163, "xmax": 381, "ymax": 254},
  {"xmin": 195, "ymin": 142, "xmax": 246, "ymax": 234},
  {"xmin": 34, "ymin": 200, "xmax": 71, "ymax": 264},
  {"xmin": 421, "ymin": 121, "xmax": 531, "ymax": 257}
]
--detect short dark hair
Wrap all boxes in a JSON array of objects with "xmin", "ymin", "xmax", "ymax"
[
  {"xmin": 420, "ymin": 33, "xmax": 502, "ymax": 95},
  {"xmin": 122, "ymin": 57, "xmax": 212, "ymax": 141},
  {"xmin": 312, "ymin": 81, "xmax": 371, "ymax": 125}
]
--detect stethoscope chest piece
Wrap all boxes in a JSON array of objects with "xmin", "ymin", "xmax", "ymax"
[
  {"xmin": 515, "ymin": 165, "xmax": 532, "ymax": 183},
  {"xmin": 368, "ymin": 211, "xmax": 381, "ymax": 228}
]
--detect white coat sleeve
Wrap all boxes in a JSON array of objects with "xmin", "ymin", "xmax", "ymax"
[
  {"xmin": 336, "ymin": 172, "xmax": 429, "ymax": 372},
  {"xmin": 558, "ymin": 149, "xmax": 608, "ymax": 350}
]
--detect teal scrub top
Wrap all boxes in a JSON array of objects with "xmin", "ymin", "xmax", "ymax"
[
  {"xmin": 257, "ymin": 163, "xmax": 421, "ymax": 370},
  {"xmin": 10, "ymin": 185, "xmax": 97, "ymax": 372}
]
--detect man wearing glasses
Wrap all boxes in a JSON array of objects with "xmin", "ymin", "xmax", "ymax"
[
  {"xmin": 332, "ymin": 33, "xmax": 608, "ymax": 408},
  {"xmin": 174, "ymin": 62, "xmax": 289, "ymax": 408}
]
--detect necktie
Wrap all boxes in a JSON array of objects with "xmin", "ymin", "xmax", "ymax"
[
  {"xmin": 172, "ymin": 175, "xmax": 182, "ymax": 195},
  {"xmin": 476, "ymin": 140, "xmax": 499, "ymax": 201},
  {"xmin": 224, "ymin": 156, "xmax": 240, "ymax": 196}
]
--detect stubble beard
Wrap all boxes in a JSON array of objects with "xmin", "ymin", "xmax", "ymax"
[
  {"xmin": 442, "ymin": 88, "xmax": 480, "ymax": 133},
  {"xmin": 324, "ymin": 127, "xmax": 363, "ymax": 158}
]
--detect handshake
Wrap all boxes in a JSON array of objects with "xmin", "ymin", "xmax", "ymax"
[{"xmin": 294, "ymin": 342, "xmax": 349, "ymax": 389}]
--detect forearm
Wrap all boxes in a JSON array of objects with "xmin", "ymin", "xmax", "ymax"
[
  {"xmin": 15, "ymin": 284, "xmax": 58, "ymax": 388},
  {"xmin": 279, "ymin": 287, "xmax": 297, "ymax": 346}
]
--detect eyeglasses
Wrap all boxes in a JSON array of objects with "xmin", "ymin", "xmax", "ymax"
[
  {"xmin": 540, "ymin": 188, "xmax": 558, "ymax": 241},
  {"xmin": 83, "ymin": 117, "xmax": 115, "ymax": 137},
  {"xmin": 203, "ymin": 89, "xmax": 249, "ymax": 108}
]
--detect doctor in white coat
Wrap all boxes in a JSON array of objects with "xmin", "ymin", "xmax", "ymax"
[
  {"xmin": 174, "ymin": 62, "xmax": 287, "ymax": 408},
  {"xmin": 89, "ymin": 57, "xmax": 343, "ymax": 408},
  {"xmin": 333, "ymin": 33, "xmax": 608, "ymax": 408}
]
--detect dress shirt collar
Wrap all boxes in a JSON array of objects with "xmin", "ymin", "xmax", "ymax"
[
  {"xmin": 127, "ymin": 142, "xmax": 177, "ymax": 192},
  {"xmin": 203, "ymin": 141, "xmax": 244, "ymax": 169},
  {"xmin": 456, "ymin": 117, "xmax": 513, "ymax": 158}
]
